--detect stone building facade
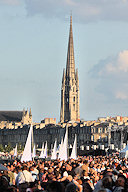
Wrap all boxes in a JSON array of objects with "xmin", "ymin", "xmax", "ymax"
[
  {"xmin": 0, "ymin": 116, "xmax": 128, "ymax": 153},
  {"xmin": 0, "ymin": 109, "xmax": 32, "ymax": 129}
]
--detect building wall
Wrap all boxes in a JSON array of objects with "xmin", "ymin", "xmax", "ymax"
[{"xmin": 0, "ymin": 116, "xmax": 128, "ymax": 152}]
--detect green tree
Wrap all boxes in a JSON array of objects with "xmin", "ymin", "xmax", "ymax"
[
  {"xmin": 21, "ymin": 145, "xmax": 24, "ymax": 152},
  {"xmin": 0, "ymin": 144, "xmax": 4, "ymax": 152},
  {"xmin": 17, "ymin": 143, "xmax": 24, "ymax": 153},
  {"xmin": 5, "ymin": 142, "xmax": 13, "ymax": 152},
  {"xmin": 17, "ymin": 143, "xmax": 21, "ymax": 152}
]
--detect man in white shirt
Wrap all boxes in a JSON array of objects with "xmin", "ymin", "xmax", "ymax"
[{"xmin": 16, "ymin": 166, "xmax": 34, "ymax": 186}]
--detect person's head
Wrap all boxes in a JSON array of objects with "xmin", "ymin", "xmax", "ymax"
[
  {"xmin": 116, "ymin": 175, "xmax": 127, "ymax": 188},
  {"xmin": 23, "ymin": 165, "xmax": 27, "ymax": 171},
  {"xmin": 83, "ymin": 182, "xmax": 93, "ymax": 192},
  {"xmin": 65, "ymin": 182, "xmax": 77, "ymax": 192},
  {"xmin": 102, "ymin": 176, "xmax": 112, "ymax": 190},
  {"xmin": 66, "ymin": 164, "xmax": 72, "ymax": 171},
  {"xmin": 29, "ymin": 166, "xmax": 34, "ymax": 172},
  {"xmin": 13, "ymin": 167, "xmax": 17, "ymax": 174},
  {"xmin": 97, "ymin": 189, "xmax": 107, "ymax": 192},
  {"xmin": 3, "ymin": 170, "xmax": 8, "ymax": 176},
  {"xmin": 7, "ymin": 185, "xmax": 19, "ymax": 192},
  {"xmin": 83, "ymin": 160, "xmax": 88, "ymax": 165},
  {"xmin": 0, "ymin": 174, "xmax": 9, "ymax": 189},
  {"xmin": 48, "ymin": 168, "xmax": 54, "ymax": 174},
  {"xmin": 103, "ymin": 171, "xmax": 113, "ymax": 179},
  {"xmin": 46, "ymin": 181, "xmax": 64, "ymax": 192},
  {"xmin": 83, "ymin": 170, "xmax": 88, "ymax": 176},
  {"xmin": 17, "ymin": 166, "xmax": 22, "ymax": 173},
  {"xmin": 55, "ymin": 171, "xmax": 61, "ymax": 179},
  {"xmin": 99, "ymin": 172, "xmax": 104, "ymax": 180},
  {"xmin": 90, "ymin": 168, "xmax": 95, "ymax": 175},
  {"xmin": 66, "ymin": 175, "xmax": 73, "ymax": 182},
  {"xmin": 29, "ymin": 181, "xmax": 38, "ymax": 190}
]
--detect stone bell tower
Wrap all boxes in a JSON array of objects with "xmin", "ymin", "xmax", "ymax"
[{"xmin": 60, "ymin": 16, "xmax": 80, "ymax": 123}]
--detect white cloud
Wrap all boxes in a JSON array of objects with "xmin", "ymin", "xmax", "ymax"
[
  {"xmin": 65, "ymin": 0, "xmax": 76, "ymax": 6},
  {"xmin": 90, "ymin": 50, "xmax": 128, "ymax": 103},
  {"xmin": 92, "ymin": 50, "xmax": 128, "ymax": 76},
  {"xmin": 107, "ymin": 50, "xmax": 128, "ymax": 73},
  {"xmin": 24, "ymin": 0, "xmax": 128, "ymax": 22},
  {"xmin": 1, "ymin": 0, "xmax": 128, "ymax": 22},
  {"xmin": 117, "ymin": 50, "xmax": 128, "ymax": 72},
  {"xmin": 0, "ymin": 0, "xmax": 20, "ymax": 5},
  {"xmin": 115, "ymin": 91, "xmax": 128, "ymax": 100}
]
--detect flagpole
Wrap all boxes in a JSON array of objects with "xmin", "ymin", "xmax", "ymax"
[
  {"xmin": 66, "ymin": 125, "xmax": 69, "ymax": 159},
  {"xmin": 75, "ymin": 134, "xmax": 77, "ymax": 158},
  {"xmin": 31, "ymin": 123, "xmax": 34, "ymax": 161}
]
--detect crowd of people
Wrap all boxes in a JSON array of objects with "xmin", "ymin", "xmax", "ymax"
[{"xmin": 0, "ymin": 155, "xmax": 128, "ymax": 192}]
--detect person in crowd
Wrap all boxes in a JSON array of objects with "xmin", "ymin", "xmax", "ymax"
[
  {"xmin": 7, "ymin": 165, "xmax": 15, "ymax": 186},
  {"xmin": 29, "ymin": 166, "xmax": 38, "ymax": 181},
  {"xmin": 22, "ymin": 165, "xmax": 34, "ymax": 183},
  {"xmin": 0, "ymin": 154, "xmax": 128, "ymax": 192},
  {"xmin": 113, "ymin": 174, "xmax": 127, "ymax": 192},
  {"xmin": 102, "ymin": 176, "xmax": 113, "ymax": 192}
]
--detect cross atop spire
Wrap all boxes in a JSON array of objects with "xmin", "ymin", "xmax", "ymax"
[
  {"xmin": 66, "ymin": 15, "xmax": 75, "ymax": 79},
  {"xmin": 70, "ymin": 13, "xmax": 72, "ymax": 28}
]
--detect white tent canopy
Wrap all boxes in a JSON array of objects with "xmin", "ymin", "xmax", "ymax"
[
  {"xmin": 58, "ymin": 137, "xmax": 64, "ymax": 160},
  {"xmin": 70, "ymin": 134, "xmax": 77, "ymax": 159},
  {"xmin": 61, "ymin": 126, "xmax": 68, "ymax": 161},
  {"xmin": 58, "ymin": 126, "xmax": 68, "ymax": 161},
  {"xmin": 14, "ymin": 144, "xmax": 17, "ymax": 157},
  {"xmin": 32, "ymin": 144, "xmax": 36, "ymax": 158},
  {"xmin": 51, "ymin": 139, "xmax": 57, "ymax": 160},
  {"xmin": 21, "ymin": 125, "xmax": 33, "ymax": 162},
  {"xmin": 44, "ymin": 141, "xmax": 48, "ymax": 158},
  {"xmin": 39, "ymin": 143, "xmax": 44, "ymax": 158}
]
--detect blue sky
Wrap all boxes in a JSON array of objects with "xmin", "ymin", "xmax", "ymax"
[{"xmin": 1, "ymin": 0, "xmax": 128, "ymax": 122}]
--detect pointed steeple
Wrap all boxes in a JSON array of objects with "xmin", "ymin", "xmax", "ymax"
[
  {"xmin": 29, "ymin": 108, "xmax": 32, "ymax": 117},
  {"xmin": 60, "ymin": 15, "xmax": 80, "ymax": 123},
  {"xmin": 66, "ymin": 15, "xmax": 75, "ymax": 79}
]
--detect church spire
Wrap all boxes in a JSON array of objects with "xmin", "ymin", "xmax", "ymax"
[
  {"xmin": 60, "ymin": 15, "xmax": 80, "ymax": 123},
  {"xmin": 66, "ymin": 15, "xmax": 75, "ymax": 79}
]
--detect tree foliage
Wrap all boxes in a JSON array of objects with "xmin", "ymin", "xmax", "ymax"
[
  {"xmin": 0, "ymin": 144, "xmax": 4, "ymax": 152},
  {"xmin": 5, "ymin": 142, "xmax": 13, "ymax": 152},
  {"xmin": 17, "ymin": 143, "xmax": 24, "ymax": 152}
]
